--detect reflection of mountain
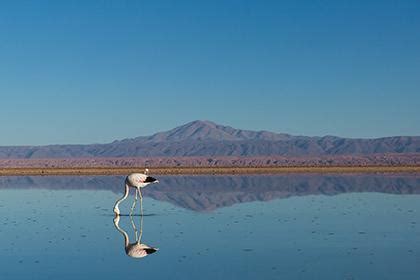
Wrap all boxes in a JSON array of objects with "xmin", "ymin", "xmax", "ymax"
[{"xmin": 0, "ymin": 175, "xmax": 419, "ymax": 211}]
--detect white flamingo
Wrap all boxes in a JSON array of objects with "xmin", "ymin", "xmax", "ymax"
[{"xmin": 113, "ymin": 169, "xmax": 159, "ymax": 216}]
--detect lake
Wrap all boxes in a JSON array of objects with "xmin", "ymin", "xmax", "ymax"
[{"xmin": 0, "ymin": 174, "xmax": 419, "ymax": 279}]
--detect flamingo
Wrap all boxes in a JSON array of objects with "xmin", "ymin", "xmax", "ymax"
[{"xmin": 113, "ymin": 169, "xmax": 159, "ymax": 216}]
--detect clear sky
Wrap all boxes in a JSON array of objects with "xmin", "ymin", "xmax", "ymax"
[{"xmin": 0, "ymin": 0, "xmax": 419, "ymax": 145}]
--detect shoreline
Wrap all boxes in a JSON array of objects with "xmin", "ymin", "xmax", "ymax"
[{"xmin": 0, "ymin": 166, "xmax": 419, "ymax": 176}]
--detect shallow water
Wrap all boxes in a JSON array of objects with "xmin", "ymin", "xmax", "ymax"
[{"xmin": 0, "ymin": 174, "xmax": 419, "ymax": 279}]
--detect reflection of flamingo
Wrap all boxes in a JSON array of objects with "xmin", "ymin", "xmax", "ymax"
[
  {"xmin": 113, "ymin": 213, "xmax": 158, "ymax": 258},
  {"xmin": 113, "ymin": 170, "xmax": 159, "ymax": 216}
]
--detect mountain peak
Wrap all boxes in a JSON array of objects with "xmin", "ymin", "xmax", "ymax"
[
  {"xmin": 183, "ymin": 120, "xmax": 217, "ymax": 128},
  {"xmin": 144, "ymin": 120, "xmax": 292, "ymax": 142}
]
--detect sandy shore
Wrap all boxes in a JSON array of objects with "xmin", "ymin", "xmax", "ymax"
[{"xmin": 0, "ymin": 166, "xmax": 419, "ymax": 176}]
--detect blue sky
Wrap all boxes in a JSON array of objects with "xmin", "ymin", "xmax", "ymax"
[{"xmin": 0, "ymin": 0, "xmax": 419, "ymax": 145}]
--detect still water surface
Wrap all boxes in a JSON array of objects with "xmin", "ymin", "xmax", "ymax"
[{"xmin": 0, "ymin": 174, "xmax": 419, "ymax": 279}]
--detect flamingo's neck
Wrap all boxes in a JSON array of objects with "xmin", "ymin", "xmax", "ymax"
[{"xmin": 114, "ymin": 183, "xmax": 130, "ymax": 215}]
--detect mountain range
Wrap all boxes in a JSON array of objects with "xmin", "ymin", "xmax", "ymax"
[{"xmin": 0, "ymin": 120, "xmax": 419, "ymax": 159}]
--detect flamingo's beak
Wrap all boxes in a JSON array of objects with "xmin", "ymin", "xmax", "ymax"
[
  {"xmin": 155, "ymin": 180, "xmax": 159, "ymax": 184},
  {"xmin": 113, "ymin": 207, "xmax": 120, "ymax": 216}
]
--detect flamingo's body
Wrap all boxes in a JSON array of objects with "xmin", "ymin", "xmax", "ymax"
[
  {"xmin": 113, "ymin": 171, "xmax": 159, "ymax": 216},
  {"xmin": 126, "ymin": 172, "xmax": 158, "ymax": 188}
]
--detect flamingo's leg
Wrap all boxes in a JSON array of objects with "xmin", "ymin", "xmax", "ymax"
[
  {"xmin": 130, "ymin": 188, "xmax": 138, "ymax": 216},
  {"xmin": 139, "ymin": 188, "xmax": 143, "ymax": 217},
  {"xmin": 138, "ymin": 187, "xmax": 143, "ymax": 242},
  {"xmin": 130, "ymin": 211, "xmax": 138, "ymax": 241}
]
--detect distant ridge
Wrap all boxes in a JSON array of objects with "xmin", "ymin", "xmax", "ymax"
[
  {"xmin": 122, "ymin": 120, "xmax": 292, "ymax": 142},
  {"xmin": 0, "ymin": 120, "xmax": 419, "ymax": 159}
]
